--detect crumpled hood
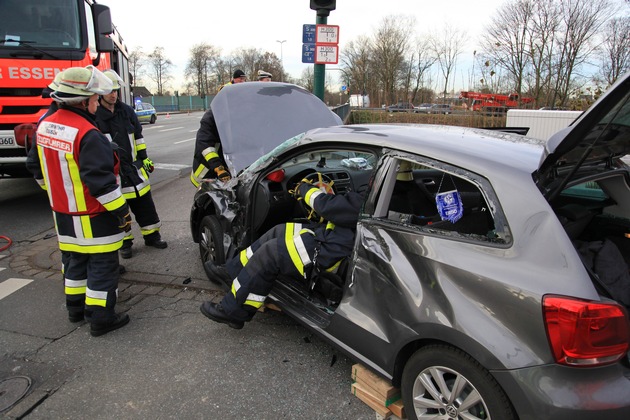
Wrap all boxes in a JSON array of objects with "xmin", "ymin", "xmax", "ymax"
[{"xmin": 211, "ymin": 82, "xmax": 342, "ymax": 175}]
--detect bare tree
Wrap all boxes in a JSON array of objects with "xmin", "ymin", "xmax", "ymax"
[
  {"xmin": 128, "ymin": 47, "xmax": 144, "ymax": 87},
  {"xmin": 297, "ymin": 67, "xmax": 314, "ymax": 92},
  {"xmin": 551, "ymin": 0, "xmax": 614, "ymax": 107},
  {"xmin": 598, "ymin": 15, "xmax": 630, "ymax": 85},
  {"xmin": 340, "ymin": 35, "xmax": 372, "ymax": 97},
  {"xmin": 371, "ymin": 15, "xmax": 413, "ymax": 104},
  {"xmin": 146, "ymin": 47, "xmax": 173, "ymax": 96},
  {"xmin": 407, "ymin": 37, "xmax": 436, "ymax": 103},
  {"xmin": 480, "ymin": 0, "xmax": 534, "ymax": 101},
  {"xmin": 430, "ymin": 24, "xmax": 467, "ymax": 101},
  {"xmin": 185, "ymin": 43, "xmax": 221, "ymax": 96}
]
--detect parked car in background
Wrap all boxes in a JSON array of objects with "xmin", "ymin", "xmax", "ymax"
[
  {"xmin": 135, "ymin": 102, "xmax": 157, "ymax": 124},
  {"xmin": 415, "ymin": 103, "xmax": 433, "ymax": 113},
  {"xmin": 190, "ymin": 76, "xmax": 630, "ymax": 420},
  {"xmin": 429, "ymin": 103, "xmax": 452, "ymax": 114},
  {"xmin": 387, "ymin": 102, "xmax": 415, "ymax": 112}
]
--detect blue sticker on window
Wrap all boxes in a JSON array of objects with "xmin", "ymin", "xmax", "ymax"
[{"xmin": 435, "ymin": 190, "xmax": 463, "ymax": 223}]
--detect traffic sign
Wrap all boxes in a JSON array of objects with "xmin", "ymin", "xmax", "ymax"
[
  {"xmin": 315, "ymin": 24, "xmax": 339, "ymax": 44},
  {"xmin": 302, "ymin": 24, "xmax": 316, "ymax": 44},
  {"xmin": 302, "ymin": 43, "xmax": 315, "ymax": 63},
  {"xmin": 315, "ymin": 45, "xmax": 338, "ymax": 64}
]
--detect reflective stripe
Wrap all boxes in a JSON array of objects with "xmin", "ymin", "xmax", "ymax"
[
  {"xmin": 285, "ymin": 223, "xmax": 313, "ymax": 276},
  {"xmin": 99, "ymin": 189, "xmax": 125, "ymax": 211},
  {"xmin": 202, "ymin": 146, "xmax": 219, "ymax": 161},
  {"xmin": 191, "ymin": 165, "xmax": 210, "ymax": 187},
  {"xmin": 231, "ymin": 278, "xmax": 265, "ymax": 309},
  {"xmin": 79, "ymin": 214, "xmax": 93, "ymax": 239},
  {"xmin": 239, "ymin": 247, "xmax": 254, "ymax": 267},
  {"xmin": 86, "ymin": 287, "xmax": 109, "ymax": 307},
  {"xmin": 66, "ymin": 152, "xmax": 86, "ymax": 213},
  {"xmin": 305, "ymin": 188, "xmax": 324, "ymax": 208},
  {"xmin": 65, "ymin": 278, "xmax": 87, "ymax": 295},
  {"xmin": 140, "ymin": 221, "xmax": 161, "ymax": 236}
]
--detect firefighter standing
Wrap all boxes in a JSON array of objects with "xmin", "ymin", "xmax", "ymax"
[
  {"xmin": 200, "ymin": 177, "xmax": 364, "ymax": 329},
  {"xmin": 217, "ymin": 69, "xmax": 247, "ymax": 92},
  {"xmin": 29, "ymin": 66, "xmax": 131, "ymax": 337},
  {"xmin": 95, "ymin": 69, "xmax": 167, "ymax": 259}
]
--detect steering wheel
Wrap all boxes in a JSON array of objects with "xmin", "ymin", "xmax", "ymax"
[{"xmin": 295, "ymin": 172, "xmax": 335, "ymax": 222}]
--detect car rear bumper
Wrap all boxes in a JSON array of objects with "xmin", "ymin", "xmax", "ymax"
[{"xmin": 493, "ymin": 361, "xmax": 630, "ymax": 418}]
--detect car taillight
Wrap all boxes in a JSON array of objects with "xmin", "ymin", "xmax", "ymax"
[
  {"xmin": 266, "ymin": 169, "xmax": 285, "ymax": 183},
  {"xmin": 543, "ymin": 295, "xmax": 630, "ymax": 366}
]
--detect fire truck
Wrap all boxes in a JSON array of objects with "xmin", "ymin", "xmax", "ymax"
[
  {"xmin": 459, "ymin": 91, "xmax": 534, "ymax": 113},
  {"xmin": 0, "ymin": 0, "xmax": 130, "ymax": 178}
]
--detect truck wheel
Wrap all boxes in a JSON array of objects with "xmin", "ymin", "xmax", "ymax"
[
  {"xmin": 198, "ymin": 215, "xmax": 225, "ymax": 266},
  {"xmin": 401, "ymin": 344, "xmax": 516, "ymax": 420}
]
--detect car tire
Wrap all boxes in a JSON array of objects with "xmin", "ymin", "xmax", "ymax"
[
  {"xmin": 401, "ymin": 344, "xmax": 516, "ymax": 420},
  {"xmin": 198, "ymin": 215, "xmax": 225, "ymax": 266},
  {"xmin": 150, "ymin": 115, "xmax": 157, "ymax": 124}
]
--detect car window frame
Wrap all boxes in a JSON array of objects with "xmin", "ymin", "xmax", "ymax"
[{"xmin": 367, "ymin": 151, "xmax": 512, "ymax": 246}]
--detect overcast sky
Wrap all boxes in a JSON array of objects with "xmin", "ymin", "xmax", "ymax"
[{"xmin": 101, "ymin": 0, "xmax": 507, "ymax": 92}]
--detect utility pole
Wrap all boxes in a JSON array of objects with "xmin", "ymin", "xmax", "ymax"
[{"xmin": 276, "ymin": 40, "xmax": 286, "ymax": 82}]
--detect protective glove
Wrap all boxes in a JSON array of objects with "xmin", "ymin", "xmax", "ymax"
[
  {"xmin": 290, "ymin": 178, "xmax": 313, "ymax": 200},
  {"xmin": 143, "ymin": 158, "xmax": 154, "ymax": 173},
  {"xmin": 112, "ymin": 204, "xmax": 132, "ymax": 232},
  {"xmin": 214, "ymin": 165, "xmax": 231, "ymax": 182}
]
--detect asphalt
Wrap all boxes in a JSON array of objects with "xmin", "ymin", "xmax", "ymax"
[{"xmin": 0, "ymin": 170, "xmax": 377, "ymax": 419}]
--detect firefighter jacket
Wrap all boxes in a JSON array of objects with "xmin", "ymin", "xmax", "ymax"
[
  {"xmin": 296, "ymin": 183, "xmax": 364, "ymax": 269},
  {"xmin": 26, "ymin": 102, "xmax": 59, "ymax": 190},
  {"xmin": 190, "ymin": 108, "xmax": 226, "ymax": 187},
  {"xmin": 35, "ymin": 107, "xmax": 127, "ymax": 253},
  {"xmin": 95, "ymin": 101, "xmax": 150, "ymax": 199}
]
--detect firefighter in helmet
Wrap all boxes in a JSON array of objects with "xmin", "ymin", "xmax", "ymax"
[
  {"xmin": 95, "ymin": 69, "xmax": 167, "ymax": 259},
  {"xmin": 200, "ymin": 175, "xmax": 364, "ymax": 329},
  {"xmin": 31, "ymin": 65, "xmax": 131, "ymax": 337}
]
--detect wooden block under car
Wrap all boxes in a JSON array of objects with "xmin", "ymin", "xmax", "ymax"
[
  {"xmin": 389, "ymin": 399, "xmax": 406, "ymax": 419},
  {"xmin": 351, "ymin": 382, "xmax": 393, "ymax": 418},
  {"xmin": 352, "ymin": 363, "xmax": 401, "ymax": 403}
]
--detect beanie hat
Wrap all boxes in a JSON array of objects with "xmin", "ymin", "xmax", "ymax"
[{"xmin": 232, "ymin": 69, "xmax": 246, "ymax": 79}]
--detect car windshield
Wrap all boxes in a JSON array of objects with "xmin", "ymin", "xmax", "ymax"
[
  {"xmin": 0, "ymin": 0, "xmax": 81, "ymax": 50},
  {"xmin": 243, "ymin": 133, "xmax": 306, "ymax": 176}
]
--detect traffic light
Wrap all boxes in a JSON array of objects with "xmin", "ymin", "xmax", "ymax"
[{"xmin": 310, "ymin": 0, "xmax": 336, "ymax": 16}]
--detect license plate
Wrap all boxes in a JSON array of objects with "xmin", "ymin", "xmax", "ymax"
[{"xmin": 0, "ymin": 136, "xmax": 16, "ymax": 148}]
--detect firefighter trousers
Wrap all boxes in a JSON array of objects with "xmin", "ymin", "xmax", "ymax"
[
  {"xmin": 63, "ymin": 250, "xmax": 120, "ymax": 323},
  {"xmin": 123, "ymin": 190, "xmax": 162, "ymax": 245},
  {"xmin": 221, "ymin": 223, "xmax": 317, "ymax": 322}
]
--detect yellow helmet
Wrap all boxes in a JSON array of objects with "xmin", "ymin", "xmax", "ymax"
[
  {"xmin": 103, "ymin": 69, "xmax": 123, "ymax": 90},
  {"xmin": 48, "ymin": 71, "xmax": 63, "ymax": 90},
  {"xmin": 51, "ymin": 66, "xmax": 113, "ymax": 102}
]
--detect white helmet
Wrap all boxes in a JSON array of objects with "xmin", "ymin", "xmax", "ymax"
[
  {"xmin": 103, "ymin": 69, "xmax": 123, "ymax": 90},
  {"xmin": 51, "ymin": 66, "xmax": 113, "ymax": 103}
]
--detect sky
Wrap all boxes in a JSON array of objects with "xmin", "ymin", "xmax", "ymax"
[{"xmin": 101, "ymin": 0, "xmax": 508, "ymax": 93}]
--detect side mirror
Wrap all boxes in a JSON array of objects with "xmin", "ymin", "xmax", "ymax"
[{"xmin": 93, "ymin": 4, "xmax": 114, "ymax": 52}]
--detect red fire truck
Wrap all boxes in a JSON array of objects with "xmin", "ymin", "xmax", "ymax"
[
  {"xmin": 0, "ymin": 0, "xmax": 130, "ymax": 178},
  {"xmin": 460, "ymin": 91, "xmax": 534, "ymax": 113}
]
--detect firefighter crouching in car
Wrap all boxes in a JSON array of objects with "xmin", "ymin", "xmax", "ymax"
[
  {"xmin": 29, "ymin": 66, "xmax": 132, "ymax": 337},
  {"xmin": 190, "ymin": 107, "xmax": 231, "ymax": 186},
  {"xmin": 200, "ymin": 176, "xmax": 364, "ymax": 329},
  {"xmin": 95, "ymin": 69, "xmax": 167, "ymax": 259}
]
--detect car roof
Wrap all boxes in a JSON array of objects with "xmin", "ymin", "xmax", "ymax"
[{"xmin": 305, "ymin": 124, "xmax": 545, "ymax": 175}]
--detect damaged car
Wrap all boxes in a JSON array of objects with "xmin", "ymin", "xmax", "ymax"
[{"xmin": 190, "ymin": 76, "xmax": 630, "ymax": 419}]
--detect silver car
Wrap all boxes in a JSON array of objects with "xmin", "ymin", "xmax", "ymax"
[{"xmin": 190, "ymin": 77, "xmax": 630, "ymax": 419}]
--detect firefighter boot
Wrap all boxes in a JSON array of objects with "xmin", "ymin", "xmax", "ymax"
[
  {"xmin": 144, "ymin": 232, "xmax": 167, "ymax": 249},
  {"xmin": 120, "ymin": 240, "xmax": 133, "ymax": 259},
  {"xmin": 200, "ymin": 301, "xmax": 244, "ymax": 329},
  {"xmin": 90, "ymin": 313, "xmax": 130, "ymax": 337}
]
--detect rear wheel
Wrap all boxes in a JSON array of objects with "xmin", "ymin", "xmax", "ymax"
[
  {"xmin": 401, "ymin": 345, "xmax": 516, "ymax": 420},
  {"xmin": 150, "ymin": 114, "xmax": 157, "ymax": 124},
  {"xmin": 198, "ymin": 215, "xmax": 225, "ymax": 266}
]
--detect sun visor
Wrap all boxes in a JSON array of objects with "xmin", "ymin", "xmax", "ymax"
[{"xmin": 212, "ymin": 82, "xmax": 342, "ymax": 175}]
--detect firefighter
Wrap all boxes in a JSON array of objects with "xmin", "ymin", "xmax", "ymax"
[
  {"xmin": 95, "ymin": 69, "xmax": 167, "ymax": 259},
  {"xmin": 190, "ymin": 107, "xmax": 231, "ymax": 187},
  {"xmin": 31, "ymin": 66, "xmax": 131, "ymax": 337},
  {"xmin": 217, "ymin": 69, "xmax": 246, "ymax": 92},
  {"xmin": 199, "ymin": 176, "xmax": 364, "ymax": 329}
]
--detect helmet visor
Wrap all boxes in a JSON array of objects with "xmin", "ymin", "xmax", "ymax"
[{"xmin": 85, "ymin": 66, "xmax": 113, "ymax": 95}]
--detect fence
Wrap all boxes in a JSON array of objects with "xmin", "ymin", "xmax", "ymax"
[{"xmin": 136, "ymin": 95, "xmax": 216, "ymax": 112}]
